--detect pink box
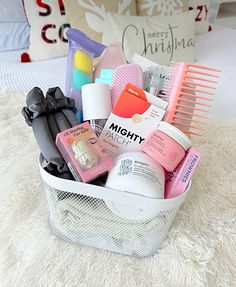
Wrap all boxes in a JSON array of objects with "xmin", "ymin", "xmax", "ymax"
[
  {"xmin": 165, "ymin": 148, "xmax": 201, "ymax": 198},
  {"xmin": 56, "ymin": 122, "xmax": 113, "ymax": 183}
]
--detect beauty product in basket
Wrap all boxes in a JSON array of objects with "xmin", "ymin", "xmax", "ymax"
[
  {"xmin": 105, "ymin": 151, "xmax": 165, "ymax": 221},
  {"xmin": 111, "ymin": 63, "xmax": 143, "ymax": 107},
  {"xmin": 143, "ymin": 65, "xmax": 173, "ymax": 99},
  {"xmin": 65, "ymin": 28, "xmax": 106, "ymax": 114},
  {"xmin": 22, "ymin": 87, "xmax": 81, "ymax": 180},
  {"xmin": 56, "ymin": 122, "xmax": 113, "ymax": 183},
  {"xmin": 165, "ymin": 148, "xmax": 201, "ymax": 198},
  {"xmin": 162, "ymin": 62, "xmax": 221, "ymax": 136},
  {"xmin": 141, "ymin": 121, "xmax": 192, "ymax": 172},
  {"xmin": 95, "ymin": 69, "xmax": 113, "ymax": 85},
  {"xmin": 131, "ymin": 53, "xmax": 158, "ymax": 72},
  {"xmin": 82, "ymin": 83, "xmax": 112, "ymax": 137},
  {"xmin": 99, "ymin": 83, "xmax": 168, "ymax": 158},
  {"xmin": 93, "ymin": 42, "xmax": 126, "ymax": 80}
]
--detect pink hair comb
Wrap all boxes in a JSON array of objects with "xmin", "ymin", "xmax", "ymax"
[{"xmin": 163, "ymin": 62, "xmax": 221, "ymax": 136}]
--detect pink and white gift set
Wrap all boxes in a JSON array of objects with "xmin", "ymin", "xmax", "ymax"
[{"xmin": 23, "ymin": 28, "xmax": 220, "ymax": 257}]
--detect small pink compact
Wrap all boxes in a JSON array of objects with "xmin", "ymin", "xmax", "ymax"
[{"xmin": 141, "ymin": 121, "xmax": 192, "ymax": 172}]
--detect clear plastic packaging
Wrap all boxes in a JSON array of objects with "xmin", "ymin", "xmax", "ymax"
[{"xmin": 65, "ymin": 29, "xmax": 106, "ymax": 116}]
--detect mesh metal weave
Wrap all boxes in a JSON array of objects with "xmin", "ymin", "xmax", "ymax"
[{"xmin": 44, "ymin": 182, "xmax": 180, "ymax": 257}]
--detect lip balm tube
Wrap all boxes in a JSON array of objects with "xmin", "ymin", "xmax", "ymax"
[{"xmin": 82, "ymin": 83, "xmax": 112, "ymax": 137}]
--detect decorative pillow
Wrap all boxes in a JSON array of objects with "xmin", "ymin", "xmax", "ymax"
[
  {"xmin": 208, "ymin": 0, "xmax": 220, "ymax": 23},
  {"xmin": 0, "ymin": 0, "xmax": 29, "ymax": 52},
  {"xmin": 188, "ymin": 0, "xmax": 210, "ymax": 34},
  {"xmin": 0, "ymin": 0, "xmax": 26, "ymax": 22},
  {"xmin": 23, "ymin": 0, "xmax": 72, "ymax": 61},
  {"xmin": 102, "ymin": 11, "xmax": 195, "ymax": 65},
  {"xmin": 0, "ymin": 22, "xmax": 30, "ymax": 52},
  {"xmin": 64, "ymin": 0, "xmax": 137, "ymax": 42},
  {"xmin": 136, "ymin": 0, "xmax": 188, "ymax": 16}
]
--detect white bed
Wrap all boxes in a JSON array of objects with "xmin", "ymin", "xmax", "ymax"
[
  {"xmin": 0, "ymin": 49, "xmax": 27, "ymax": 63},
  {"xmin": 1, "ymin": 24, "xmax": 236, "ymax": 287},
  {"xmin": 0, "ymin": 25, "xmax": 236, "ymax": 118},
  {"xmin": 195, "ymin": 25, "xmax": 236, "ymax": 119},
  {"xmin": 0, "ymin": 54, "xmax": 66, "ymax": 93}
]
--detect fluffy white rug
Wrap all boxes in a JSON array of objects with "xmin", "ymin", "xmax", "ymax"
[{"xmin": 0, "ymin": 89, "xmax": 236, "ymax": 287}]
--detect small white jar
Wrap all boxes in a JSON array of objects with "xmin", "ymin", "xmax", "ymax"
[{"xmin": 105, "ymin": 151, "xmax": 165, "ymax": 221}]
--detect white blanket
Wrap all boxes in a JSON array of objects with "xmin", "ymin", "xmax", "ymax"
[{"xmin": 0, "ymin": 89, "xmax": 236, "ymax": 286}]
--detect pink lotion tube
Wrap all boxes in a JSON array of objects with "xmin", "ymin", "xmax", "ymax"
[{"xmin": 165, "ymin": 148, "xmax": 201, "ymax": 199}]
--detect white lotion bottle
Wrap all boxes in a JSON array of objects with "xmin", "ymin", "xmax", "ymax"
[{"xmin": 82, "ymin": 83, "xmax": 112, "ymax": 137}]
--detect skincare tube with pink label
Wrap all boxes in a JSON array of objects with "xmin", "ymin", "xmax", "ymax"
[{"xmin": 165, "ymin": 148, "xmax": 201, "ymax": 199}]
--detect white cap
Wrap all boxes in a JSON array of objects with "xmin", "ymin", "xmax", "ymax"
[
  {"xmin": 157, "ymin": 121, "xmax": 192, "ymax": 151},
  {"xmin": 82, "ymin": 83, "xmax": 111, "ymax": 120}
]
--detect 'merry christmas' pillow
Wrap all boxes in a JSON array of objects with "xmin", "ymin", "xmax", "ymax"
[
  {"xmin": 136, "ymin": 0, "xmax": 188, "ymax": 16},
  {"xmin": 102, "ymin": 11, "xmax": 196, "ymax": 65},
  {"xmin": 188, "ymin": 0, "xmax": 210, "ymax": 34},
  {"xmin": 64, "ymin": 0, "xmax": 137, "ymax": 42}
]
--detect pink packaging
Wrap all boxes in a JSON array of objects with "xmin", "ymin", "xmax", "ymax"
[
  {"xmin": 165, "ymin": 148, "xmax": 201, "ymax": 198},
  {"xmin": 56, "ymin": 122, "xmax": 113, "ymax": 183},
  {"xmin": 141, "ymin": 121, "xmax": 192, "ymax": 172},
  {"xmin": 93, "ymin": 42, "xmax": 126, "ymax": 80}
]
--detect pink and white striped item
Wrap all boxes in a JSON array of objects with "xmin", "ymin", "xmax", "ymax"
[{"xmin": 111, "ymin": 64, "xmax": 143, "ymax": 107}]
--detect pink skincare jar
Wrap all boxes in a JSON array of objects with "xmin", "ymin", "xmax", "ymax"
[{"xmin": 141, "ymin": 121, "xmax": 192, "ymax": 172}]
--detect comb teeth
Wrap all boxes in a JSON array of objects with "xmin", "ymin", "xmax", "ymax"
[
  {"xmin": 180, "ymin": 86, "xmax": 215, "ymax": 96},
  {"xmin": 176, "ymin": 103, "xmax": 209, "ymax": 113},
  {"xmin": 182, "ymin": 80, "xmax": 216, "ymax": 90},
  {"xmin": 177, "ymin": 97, "xmax": 212, "ymax": 107},
  {"xmin": 163, "ymin": 62, "xmax": 220, "ymax": 136},
  {"xmin": 179, "ymin": 92, "xmax": 214, "ymax": 102},
  {"xmin": 186, "ymin": 63, "xmax": 221, "ymax": 72},
  {"xmin": 186, "ymin": 68, "xmax": 219, "ymax": 78},
  {"xmin": 178, "ymin": 129, "xmax": 203, "ymax": 137},
  {"xmin": 184, "ymin": 75, "xmax": 218, "ymax": 84},
  {"xmin": 173, "ymin": 115, "xmax": 206, "ymax": 125},
  {"xmin": 173, "ymin": 109, "xmax": 209, "ymax": 119},
  {"xmin": 171, "ymin": 121, "xmax": 205, "ymax": 131}
]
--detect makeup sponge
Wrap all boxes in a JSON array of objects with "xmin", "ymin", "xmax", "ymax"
[
  {"xmin": 72, "ymin": 69, "xmax": 90, "ymax": 91},
  {"xmin": 74, "ymin": 50, "xmax": 93, "ymax": 74}
]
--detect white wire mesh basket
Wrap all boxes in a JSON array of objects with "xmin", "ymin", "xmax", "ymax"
[{"xmin": 39, "ymin": 157, "xmax": 190, "ymax": 258}]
